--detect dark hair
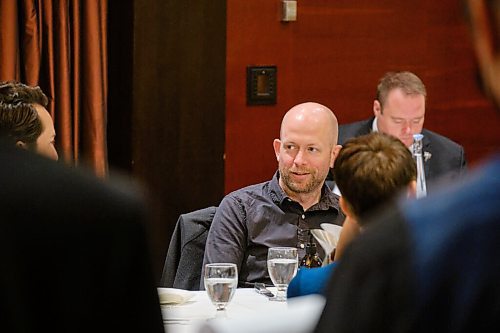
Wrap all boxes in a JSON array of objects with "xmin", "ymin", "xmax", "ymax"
[
  {"xmin": 333, "ymin": 132, "xmax": 416, "ymax": 224},
  {"xmin": 0, "ymin": 81, "xmax": 48, "ymax": 145},
  {"xmin": 376, "ymin": 71, "xmax": 427, "ymax": 110}
]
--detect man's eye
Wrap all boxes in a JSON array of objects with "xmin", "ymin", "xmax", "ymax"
[
  {"xmin": 393, "ymin": 120, "xmax": 402, "ymax": 124},
  {"xmin": 308, "ymin": 147, "xmax": 318, "ymax": 153},
  {"xmin": 413, "ymin": 119, "xmax": 422, "ymax": 124},
  {"xmin": 285, "ymin": 145, "xmax": 295, "ymax": 150}
]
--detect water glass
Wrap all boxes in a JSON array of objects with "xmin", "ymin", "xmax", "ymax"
[
  {"xmin": 204, "ymin": 263, "xmax": 238, "ymax": 316},
  {"xmin": 267, "ymin": 247, "xmax": 298, "ymax": 301}
]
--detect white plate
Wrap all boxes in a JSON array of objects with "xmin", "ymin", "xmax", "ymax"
[{"xmin": 157, "ymin": 287, "xmax": 195, "ymax": 305}]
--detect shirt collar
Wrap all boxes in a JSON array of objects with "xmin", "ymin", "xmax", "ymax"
[
  {"xmin": 269, "ymin": 171, "xmax": 340, "ymax": 212},
  {"xmin": 372, "ymin": 116, "xmax": 379, "ymax": 132}
]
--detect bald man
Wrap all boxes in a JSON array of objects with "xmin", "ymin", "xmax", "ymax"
[{"xmin": 202, "ymin": 102, "xmax": 344, "ymax": 288}]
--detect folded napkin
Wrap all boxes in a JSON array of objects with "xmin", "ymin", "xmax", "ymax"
[
  {"xmin": 157, "ymin": 288, "xmax": 195, "ymax": 305},
  {"xmin": 310, "ymin": 224, "xmax": 342, "ymax": 264}
]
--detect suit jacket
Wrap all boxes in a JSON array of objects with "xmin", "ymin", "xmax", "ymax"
[
  {"xmin": 338, "ymin": 118, "xmax": 467, "ymax": 189},
  {"xmin": 160, "ymin": 206, "xmax": 217, "ymax": 290},
  {"xmin": 0, "ymin": 143, "xmax": 164, "ymax": 333},
  {"xmin": 314, "ymin": 156, "xmax": 500, "ymax": 333}
]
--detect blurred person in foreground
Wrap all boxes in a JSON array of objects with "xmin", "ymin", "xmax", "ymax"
[
  {"xmin": 288, "ymin": 132, "xmax": 417, "ymax": 298},
  {"xmin": 314, "ymin": 1, "xmax": 500, "ymax": 332},
  {"xmin": 335, "ymin": 71, "xmax": 466, "ymax": 190},
  {"xmin": 0, "ymin": 85, "xmax": 163, "ymax": 331},
  {"xmin": 0, "ymin": 81, "xmax": 58, "ymax": 160},
  {"xmin": 202, "ymin": 102, "xmax": 344, "ymax": 288}
]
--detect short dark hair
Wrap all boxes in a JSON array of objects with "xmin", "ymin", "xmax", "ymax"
[
  {"xmin": 0, "ymin": 81, "xmax": 49, "ymax": 145},
  {"xmin": 376, "ymin": 71, "xmax": 427, "ymax": 110},
  {"xmin": 333, "ymin": 132, "xmax": 416, "ymax": 224}
]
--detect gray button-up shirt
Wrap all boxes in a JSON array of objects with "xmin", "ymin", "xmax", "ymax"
[{"xmin": 202, "ymin": 171, "xmax": 344, "ymax": 288}]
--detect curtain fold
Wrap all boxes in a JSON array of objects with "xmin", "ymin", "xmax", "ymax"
[
  {"xmin": 0, "ymin": 0, "xmax": 108, "ymax": 177},
  {"xmin": 0, "ymin": 0, "xmax": 20, "ymax": 79}
]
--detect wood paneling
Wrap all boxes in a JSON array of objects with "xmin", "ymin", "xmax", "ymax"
[
  {"xmin": 108, "ymin": 1, "xmax": 134, "ymax": 172},
  {"xmin": 225, "ymin": 0, "xmax": 500, "ymax": 193},
  {"xmin": 108, "ymin": 0, "xmax": 500, "ymax": 278},
  {"xmin": 130, "ymin": 0, "xmax": 226, "ymax": 278}
]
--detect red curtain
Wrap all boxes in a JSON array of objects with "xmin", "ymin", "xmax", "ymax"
[{"xmin": 0, "ymin": 0, "xmax": 108, "ymax": 177}]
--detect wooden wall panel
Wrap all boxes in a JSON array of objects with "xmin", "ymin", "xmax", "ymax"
[
  {"xmin": 225, "ymin": 0, "xmax": 500, "ymax": 193},
  {"xmin": 131, "ymin": 0, "xmax": 226, "ymax": 277},
  {"xmin": 109, "ymin": 0, "xmax": 499, "ymax": 278}
]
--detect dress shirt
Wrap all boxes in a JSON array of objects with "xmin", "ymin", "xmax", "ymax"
[{"xmin": 202, "ymin": 171, "xmax": 344, "ymax": 288}]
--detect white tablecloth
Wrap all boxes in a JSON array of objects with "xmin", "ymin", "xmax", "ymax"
[{"xmin": 161, "ymin": 288, "xmax": 325, "ymax": 333}]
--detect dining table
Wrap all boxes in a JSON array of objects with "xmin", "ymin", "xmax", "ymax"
[{"xmin": 160, "ymin": 287, "xmax": 325, "ymax": 333}]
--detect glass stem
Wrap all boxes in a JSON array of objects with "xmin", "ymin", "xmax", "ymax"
[
  {"xmin": 275, "ymin": 286, "xmax": 287, "ymax": 301},
  {"xmin": 215, "ymin": 308, "xmax": 227, "ymax": 318}
]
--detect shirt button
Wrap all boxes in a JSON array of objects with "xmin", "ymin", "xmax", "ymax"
[{"xmin": 301, "ymin": 214, "xmax": 305, "ymax": 219}]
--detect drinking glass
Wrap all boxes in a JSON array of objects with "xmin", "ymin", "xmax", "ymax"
[
  {"xmin": 204, "ymin": 263, "xmax": 238, "ymax": 316},
  {"xmin": 267, "ymin": 247, "xmax": 298, "ymax": 301}
]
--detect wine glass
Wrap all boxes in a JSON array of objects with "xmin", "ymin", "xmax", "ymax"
[
  {"xmin": 267, "ymin": 247, "xmax": 298, "ymax": 301},
  {"xmin": 204, "ymin": 263, "xmax": 238, "ymax": 317}
]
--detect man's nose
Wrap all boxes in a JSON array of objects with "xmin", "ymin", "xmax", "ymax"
[
  {"xmin": 402, "ymin": 122, "xmax": 412, "ymax": 134},
  {"xmin": 293, "ymin": 150, "xmax": 307, "ymax": 165}
]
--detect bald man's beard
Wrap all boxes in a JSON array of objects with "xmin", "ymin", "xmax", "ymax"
[{"xmin": 279, "ymin": 166, "xmax": 327, "ymax": 195}]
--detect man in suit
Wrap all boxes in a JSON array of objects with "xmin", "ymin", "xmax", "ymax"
[
  {"xmin": 0, "ymin": 81, "xmax": 58, "ymax": 160},
  {"xmin": 338, "ymin": 71, "xmax": 466, "ymax": 188},
  {"xmin": 314, "ymin": 2, "xmax": 500, "ymax": 332}
]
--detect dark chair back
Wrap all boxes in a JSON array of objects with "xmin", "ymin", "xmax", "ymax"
[{"xmin": 160, "ymin": 206, "xmax": 217, "ymax": 290}]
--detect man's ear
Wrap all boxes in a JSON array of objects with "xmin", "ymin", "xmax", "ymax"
[
  {"xmin": 273, "ymin": 139, "xmax": 281, "ymax": 162},
  {"xmin": 406, "ymin": 180, "xmax": 417, "ymax": 199},
  {"xmin": 339, "ymin": 196, "xmax": 354, "ymax": 218},
  {"xmin": 330, "ymin": 144, "xmax": 342, "ymax": 168},
  {"xmin": 16, "ymin": 140, "xmax": 28, "ymax": 150},
  {"xmin": 373, "ymin": 100, "xmax": 382, "ymax": 117}
]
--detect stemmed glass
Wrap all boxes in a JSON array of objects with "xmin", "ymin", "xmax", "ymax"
[
  {"xmin": 204, "ymin": 263, "xmax": 238, "ymax": 317},
  {"xmin": 267, "ymin": 247, "xmax": 298, "ymax": 301}
]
